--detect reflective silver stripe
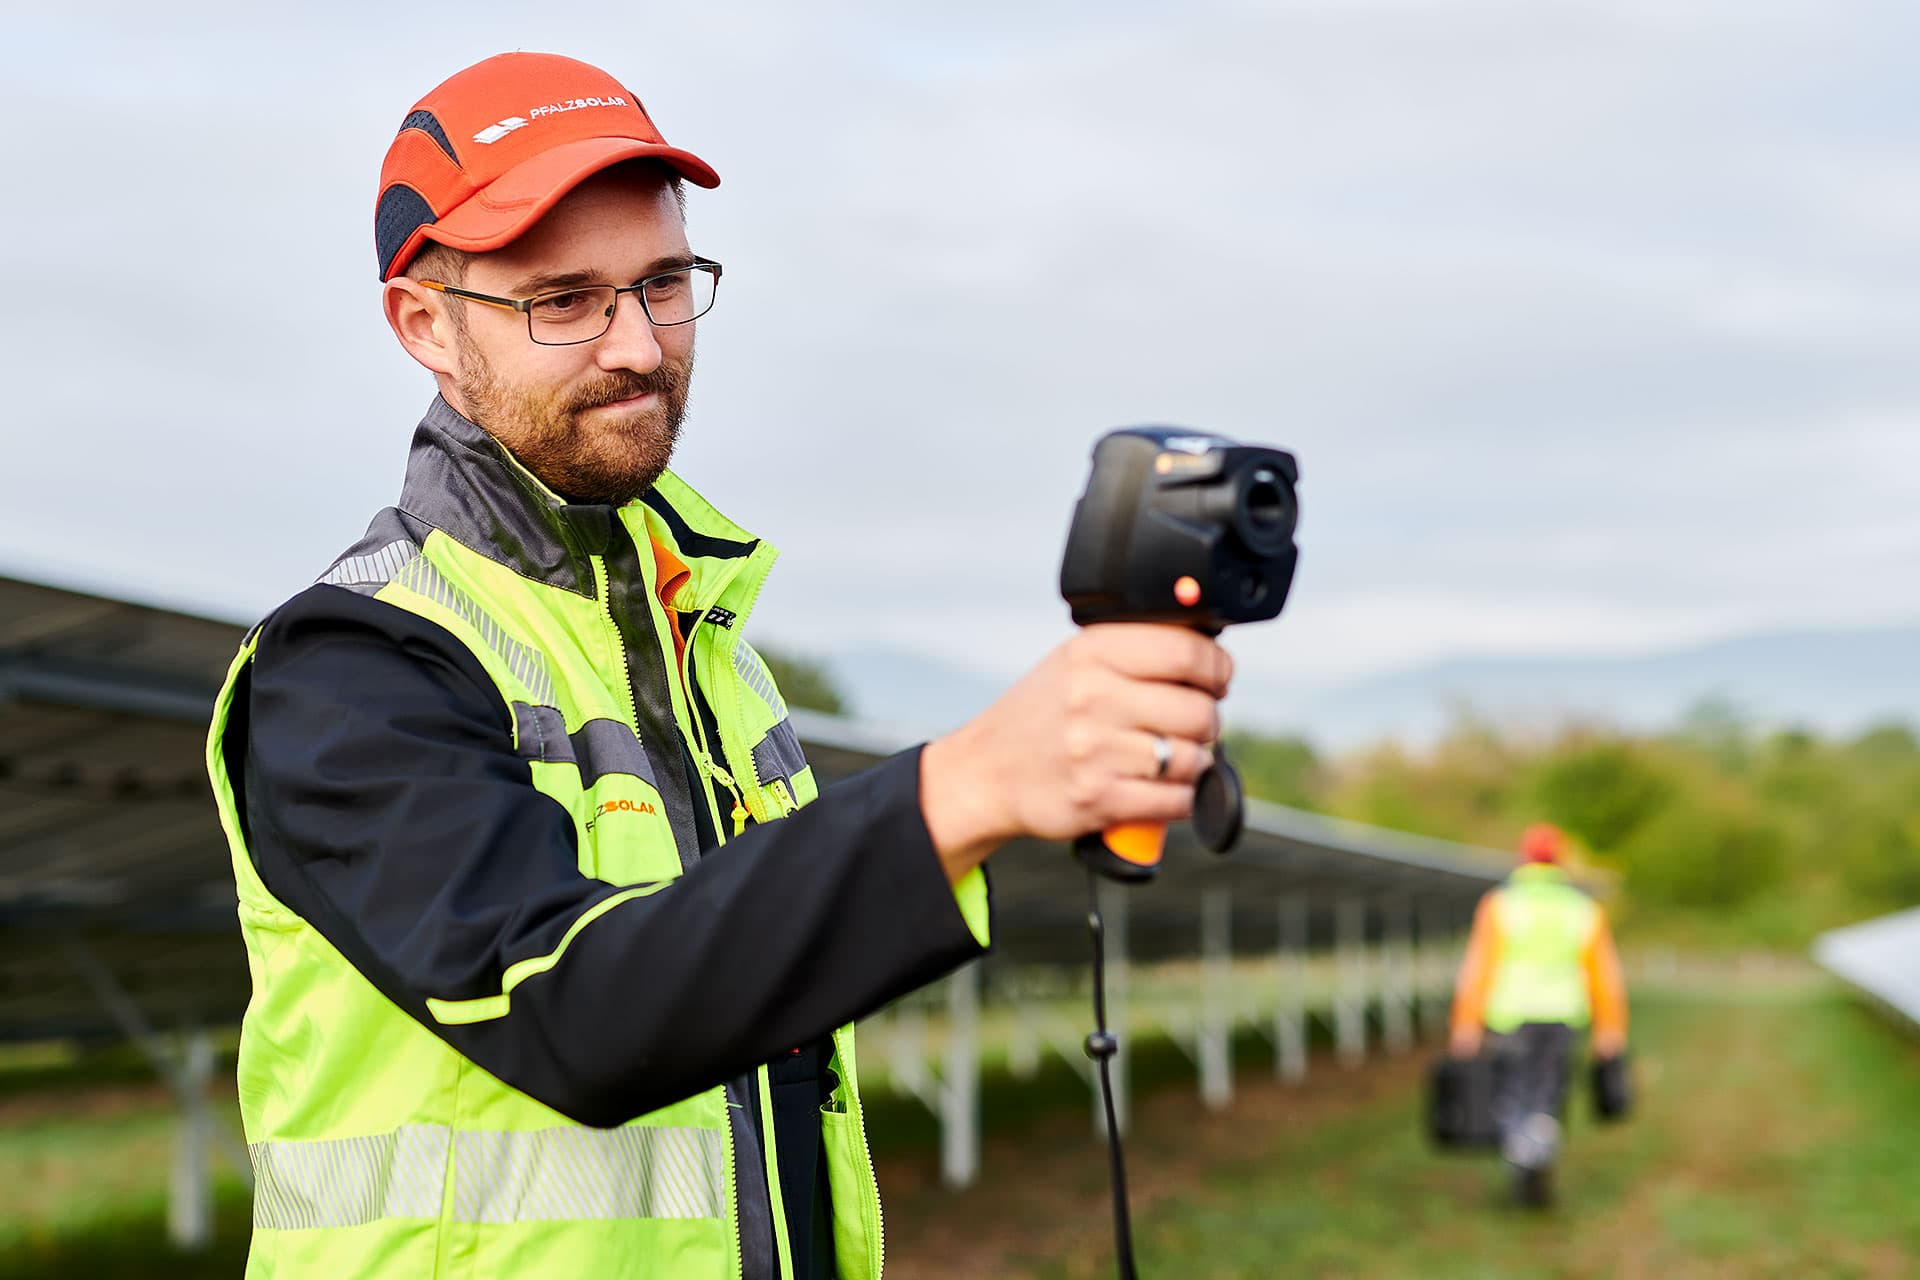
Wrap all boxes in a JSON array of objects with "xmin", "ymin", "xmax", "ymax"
[
  {"xmin": 453, "ymin": 1126, "xmax": 725, "ymax": 1224},
  {"xmin": 251, "ymin": 1124, "xmax": 448, "ymax": 1230},
  {"xmin": 318, "ymin": 538, "xmax": 420, "ymax": 590},
  {"xmin": 252, "ymin": 1124, "xmax": 723, "ymax": 1230},
  {"xmin": 396, "ymin": 554, "xmax": 557, "ymax": 705},
  {"xmin": 512, "ymin": 704, "xmax": 660, "ymax": 790},
  {"xmin": 751, "ymin": 717, "xmax": 807, "ymax": 789},
  {"xmin": 732, "ymin": 643, "xmax": 788, "ymax": 717}
]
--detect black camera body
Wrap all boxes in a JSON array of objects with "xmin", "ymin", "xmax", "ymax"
[
  {"xmin": 1058, "ymin": 427, "xmax": 1301, "ymax": 877},
  {"xmin": 1060, "ymin": 427, "xmax": 1300, "ymax": 635}
]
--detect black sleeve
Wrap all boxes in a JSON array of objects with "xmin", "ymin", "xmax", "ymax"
[{"xmin": 239, "ymin": 584, "xmax": 988, "ymax": 1128}]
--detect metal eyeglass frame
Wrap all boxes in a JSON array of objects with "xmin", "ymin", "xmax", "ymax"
[{"xmin": 418, "ymin": 257, "xmax": 723, "ymax": 345}]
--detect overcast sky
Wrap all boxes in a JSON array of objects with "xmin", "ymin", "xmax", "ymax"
[{"xmin": 5, "ymin": 1, "xmax": 1919, "ymax": 711}]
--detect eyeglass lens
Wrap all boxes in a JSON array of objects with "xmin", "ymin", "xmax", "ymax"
[{"xmin": 526, "ymin": 268, "xmax": 718, "ymax": 344}]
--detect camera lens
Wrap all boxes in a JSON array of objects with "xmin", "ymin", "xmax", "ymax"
[
  {"xmin": 1232, "ymin": 465, "xmax": 1296, "ymax": 554},
  {"xmin": 1245, "ymin": 469, "xmax": 1288, "ymax": 530}
]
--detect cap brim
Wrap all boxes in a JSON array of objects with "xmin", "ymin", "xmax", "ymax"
[{"xmin": 426, "ymin": 136, "xmax": 720, "ymax": 255}]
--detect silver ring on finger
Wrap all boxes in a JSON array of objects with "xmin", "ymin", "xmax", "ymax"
[{"xmin": 1150, "ymin": 733, "xmax": 1172, "ymax": 780}]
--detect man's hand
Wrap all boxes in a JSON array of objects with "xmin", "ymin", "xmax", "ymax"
[
  {"xmin": 1449, "ymin": 1025, "xmax": 1483, "ymax": 1060},
  {"xmin": 920, "ymin": 624, "xmax": 1232, "ymax": 884},
  {"xmin": 1591, "ymin": 1027, "xmax": 1627, "ymax": 1061}
]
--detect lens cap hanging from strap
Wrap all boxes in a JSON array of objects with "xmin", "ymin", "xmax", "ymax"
[{"xmin": 1192, "ymin": 750, "xmax": 1244, "ymax": 854}]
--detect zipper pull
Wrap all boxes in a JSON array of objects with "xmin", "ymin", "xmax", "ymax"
[
  {"xmin": 769, "ymin": 778, "xmax": 797, "ymax": 817},
  {"xmin": 705, "ymin": 606, "xmax": 736, "ymax": 629},
  {"xmin": 697, "ymin": 748, "xmax": 751, "ymax": 835}
]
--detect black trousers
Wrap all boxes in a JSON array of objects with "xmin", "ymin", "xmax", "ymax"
[{"xmin": 1489, "ymin": 1022, "xmax": 1574, "ymax": 1151}]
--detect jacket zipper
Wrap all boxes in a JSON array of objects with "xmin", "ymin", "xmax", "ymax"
[
  {"xmin": 591, "ymin": 556, "xmax": 642, "ymax": 758},
  {"xmin": 678, "ymin": 606, "xmax": 751, "ymax": 837},
  {"xmin": 596, "ymin": 552, "xmax": 755, "ymax": 1278},
  {"xmin": 665, "ymin": 561, "xmax": 785, "ymax": 1278},
  {"xmin": 628, "ymin": 527, "xmax": 799, "ymax": 1278},
  {"xmin": 696, "ymin": 550, "xmax": 781, "ymax": 816},
  {"xmin": 832, "ymin": 1024, "xmax": 886, "ymax": 1279}
]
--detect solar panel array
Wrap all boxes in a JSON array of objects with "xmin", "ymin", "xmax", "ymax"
[
  {"xmin": 1814, "ymin": 906, "xmax": 1920, "ymax": 1033},
  {"xmin": 0, "ymin": 574, "xmax": 1510, "ymax": 1042}
]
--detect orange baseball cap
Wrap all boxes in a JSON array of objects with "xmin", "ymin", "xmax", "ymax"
[
  {"xmin": 1519, "ymin": 822, "xmax": 1566, "ymax": 863},
  {"xmin": 375, "ymin": 52, "xmax": 720, "ymax": 281}
]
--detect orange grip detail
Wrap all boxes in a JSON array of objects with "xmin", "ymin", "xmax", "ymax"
[{"xmin": 1103, "ymin": 822, "xmax": 1168, "ymax": 868}]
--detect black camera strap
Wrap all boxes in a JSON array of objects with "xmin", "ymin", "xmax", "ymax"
[{"xmin": 1084, "ymin": 868, "xmax": 1140, "ymax": 1280}]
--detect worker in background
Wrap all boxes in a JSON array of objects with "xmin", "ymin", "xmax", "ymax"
[{"xmin": 1449, "ymin": 822, "xmax": 1628, "ymax": 1206}]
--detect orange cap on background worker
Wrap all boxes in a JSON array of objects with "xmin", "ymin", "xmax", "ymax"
[{"xmin": 1518, "ymin": 822, "xmax": 1566, "ymax": 863}]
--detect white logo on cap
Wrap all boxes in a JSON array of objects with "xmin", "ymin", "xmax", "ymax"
[
  {"xmin": 528, "ymin": 95, "xmax": 629, "ymax": 120},
  {"xmin": 473, "ymin": 117, "xmax": 530, "ymax": 145}
]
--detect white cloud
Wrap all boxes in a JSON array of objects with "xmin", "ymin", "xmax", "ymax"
[{"xmin": 4, "ymin": 0, "xmax": 1918, "ymax": 710}]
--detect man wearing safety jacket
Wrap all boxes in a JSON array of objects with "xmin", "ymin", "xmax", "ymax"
[
  {"xmin": 1449, "ymin": 823, "xmax": 1628, "ymax": 1205},
  {"xmin": 206, "ymin": 51, "xmax": 1235, "ymax": 1280}
]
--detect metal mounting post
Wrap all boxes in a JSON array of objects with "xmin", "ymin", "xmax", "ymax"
[
  {"xmin": 1382, "ymin": 896, "xmax": 1414, "ymax": 1055},
  {"xmin": 1275, "ymin": 896, "xmax": 1308, "ymax": 1083},
  {"xmin": 1199, "ymin": 887, "xmax": 1233, "ymax": 1110},
  {"xmin": 1335, "ymin": 899, "xmax": 1367, "ymax": 1068},
  {"xmin": 168, "ymin": 1028, "xmax": 215, "ymax": 1249},
  {"xmin": 940, "ymin": 961, "xmax": 981, "ymax": 1188},
  {"xmin": 61, "ymin": 938, "xmax": 252, "ymax": 1251}
]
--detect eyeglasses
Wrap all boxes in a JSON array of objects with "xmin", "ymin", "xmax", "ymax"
[{"xmin": 420, "ymin": 258, "xmax": 723, "ymax": 345}]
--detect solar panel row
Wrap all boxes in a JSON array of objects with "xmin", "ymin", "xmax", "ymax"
[{"xmin": 0, "ymin": 575, "xmax": 1508, "ymax": 1043}]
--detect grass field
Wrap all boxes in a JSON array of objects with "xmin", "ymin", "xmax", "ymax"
[
  {"xmin": 878, "ymin": 980, "xmax": 1920, "ymax": 1279},
  {"xmin": 1, "ymin": 977, "xmax": 1915, "ymax": 1278}
]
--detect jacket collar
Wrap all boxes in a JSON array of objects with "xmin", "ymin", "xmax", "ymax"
[{"xmin": 397, "ymin": 395, "xmax": 764, "ymax": 601}]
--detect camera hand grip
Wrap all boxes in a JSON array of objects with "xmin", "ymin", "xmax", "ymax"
[
  {"xmin": 1072, "ymin": 754, "xmax": 1245, "ymax": 883},
  {"xmin": 1074, "ymin": 822, "xmax": 1166, "ymax": 882}
]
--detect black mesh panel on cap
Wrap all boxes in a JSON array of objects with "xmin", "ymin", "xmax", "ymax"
[
  {"xmin": 398, "ymin": 110, "xmax": 459, "ymax": 164},
  {"xmin": 376, "ymin": 184, "xmax": 438, "ymax": 280}
]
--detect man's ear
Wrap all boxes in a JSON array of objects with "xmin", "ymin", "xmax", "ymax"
[{"xmin": 383, "ymin": 278, "xmax": 460, "ymax": 375}]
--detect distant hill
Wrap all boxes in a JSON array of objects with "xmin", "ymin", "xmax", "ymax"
[
  {"xmin": 826, "ymin": 625, "xmax": 1920, "ymax": 750},
  {"xmin": 1279, "ymin": 624, "xmax": 1920, "ymax": 747}
]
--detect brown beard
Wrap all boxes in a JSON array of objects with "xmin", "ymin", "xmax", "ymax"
[{"xmin": 456, "ymin": 339, "xmax": 694, "ymax": 507}]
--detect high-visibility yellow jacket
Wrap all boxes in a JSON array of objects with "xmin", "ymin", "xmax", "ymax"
[
  {"xmin": 1450, "ymin": 863, "xmax": 1627, "ymax": 1038},
  {"xmin": 207, "ymin": 396, "xmax": 990, "ymax": 1279}
]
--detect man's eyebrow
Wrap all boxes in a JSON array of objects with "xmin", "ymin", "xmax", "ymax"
[
  {"xmin": 505, "ymin": 267, "xmax": 602, "ymax": 296},
  {"xmin": 639, "ymin": 253, "xmax": 698, "ymax": 276},
  {"xmin": 507, "ymin": 256, "xmax": 699, "ymax": 295}
]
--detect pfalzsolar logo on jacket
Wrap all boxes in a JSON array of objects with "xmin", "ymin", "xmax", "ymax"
[{"xmin": 585, "ymin": 796, "xmax": 660, "ymax": 834}]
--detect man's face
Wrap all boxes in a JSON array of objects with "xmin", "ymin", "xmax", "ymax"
[{"xmin": 436, "ymin": 168, "xmax": 696, "ymax": 506}]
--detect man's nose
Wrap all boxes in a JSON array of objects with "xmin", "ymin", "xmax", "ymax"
[{"xmin": 594, "ymin": 289, "xmax": 664, "ymax": 375}]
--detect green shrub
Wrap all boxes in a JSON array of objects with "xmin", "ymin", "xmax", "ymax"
[
  {"xmin": 1224, "ymin": 730, "xmax": 1322, "ymax": 809},
  {"xmin": 1617, "ymin": 790, "xmax": 1788, "ymax": 909},
  {"xmin": 756, "ymin": 647, "xmax": 848, "ymax": 714},
  {"xmin": 1532, "ymin": 734, "xmax": 1676, "ymax": 852}
]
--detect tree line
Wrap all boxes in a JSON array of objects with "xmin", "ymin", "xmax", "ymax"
[
  {"xmin": 758, "ymin": 646, "xmax": 1917, "ymax": 944},
  {"xmin": 1228, "ymin": 704, "xmax": 1920, "ymax": 945}
]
